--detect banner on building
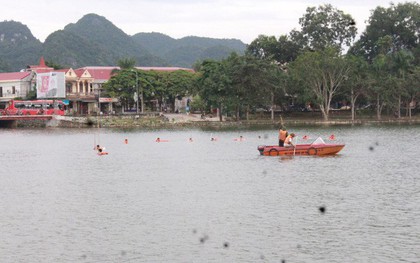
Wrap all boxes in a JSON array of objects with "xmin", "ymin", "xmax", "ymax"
[{"xmin": 36, "ymin": 72, "xmax": 65, "ymax": 98}]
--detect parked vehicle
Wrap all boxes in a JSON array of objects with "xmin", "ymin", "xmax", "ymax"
[{"xmin": 0, "ymin": 100, "xmax": 67, "ymax": 116}]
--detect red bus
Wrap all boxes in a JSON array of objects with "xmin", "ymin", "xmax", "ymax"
[{"xmin": 0, "ymin": 100, "xmax": 67, "ymax": 116}]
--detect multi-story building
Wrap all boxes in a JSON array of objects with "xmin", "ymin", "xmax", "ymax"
[{"xmin": 0, "ymin": 57, "xmax": 195, "ymax": 115}]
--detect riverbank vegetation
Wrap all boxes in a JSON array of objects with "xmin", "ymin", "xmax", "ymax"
[{"xmin": 103, "ymin": 2, "xmax": 420, "ymax": 123}]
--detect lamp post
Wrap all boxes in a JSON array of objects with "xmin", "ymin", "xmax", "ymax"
[
  {"xmin": 140, "ymin": 80, "xmax": 144, "ymax": 114},
  {"xmin": 131, "ymin": 69, "xmax": 139, "ymax": 114},
  {"xmin": 135, "ymin": 70, "xmax": 139, "ymax": 114},
  {"xmin": 132, "ymin": 69, "xmax": 144, "ymax": 114}
]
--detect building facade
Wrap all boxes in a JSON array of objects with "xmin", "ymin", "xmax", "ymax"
[{"xmin": 1, "ymin": 57, "xmax": 195, "ymax": 115}]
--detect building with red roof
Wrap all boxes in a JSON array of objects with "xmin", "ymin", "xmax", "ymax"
[
  {"xmin": 1, "ymin": 57, "xmax": 195, "ymax": 115},
  {"xmin": 0, "ymin": 71, "xmax": 34, "ymax": 101},
  {"xmin": 26, "ymin": 57, "xmax": 54, "ymax": 74}
]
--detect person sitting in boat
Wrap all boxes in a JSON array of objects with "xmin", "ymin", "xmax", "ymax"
[
  {"xmin": 284, "ymin": 133, "xmax": 296, "ymax": 148},
  {"xmin": 278, "ymin": 125, "xmax": 288, "ymax": 147}
]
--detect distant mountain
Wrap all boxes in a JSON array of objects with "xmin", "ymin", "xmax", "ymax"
[
  {"xmin": 0, "ymin": 14, "xmax": 247, "ymax": 72},
  {"xmin": 44, "ymin": 14, "xmax": 166, "ymax": 68},
  {"xmin": 0, "ymin": 21, "xmax": 43, "ymax": 72},
  {"xmin": 132, "ymin": 33, "xmax": 246, "ymax": 67}
]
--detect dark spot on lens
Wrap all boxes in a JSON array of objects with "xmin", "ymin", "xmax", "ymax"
[
  {"xmin": 223, "ymin": 242, "xmax": 229, "ymax": 248},
  {"xmin": 260, "ymin": 254, "xmax": 265, "ymax": 260},
  {"xmin": 199, "ymin": 234, "xmax": 209, "ymax": 243},
  {"xmin": 80, "ymin": 254, "xmax": 87, "ymax": 259},
  {"xmin": 369, "ymin": 146, "xmax": 374, "ymax": 151},
  {"xmin": 319, "ymin": 206, "xmax": 326, "ymax": 213},
  {"xmin": 375, "ymin": 141, "xmax": 379, "ymax": 146},
  {"xmin": 192, "ymin": 229, "xmax": 197, "ymax": 234},
  {"xmin": 121, "ymin": 250, "xmax": 126, "ymax": 256},
  {"xmin": 262, "ymin": 170, "xmax": 267, "ymax": 175},
  {"xmin": 264, "ymin": 134, "xmax": 269, "ymax": 139},
  {"xmin": 297, "ymin": 244, "xmax": 301, "ymax": 249},
  {"xmin": 281, "ymin": 260, "xmax": 286, "ymax": 263}
]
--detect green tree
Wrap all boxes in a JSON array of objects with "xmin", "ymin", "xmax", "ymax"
[
  {"xmin": 289, "ymin": 48, "xmax": 350, "ymax": 120},
  {"xmin": 226, "ymin": 53, "xmax": 273, "ymax": 121},
  {"xmin": 350, "ymin": 2, "xmax": 420, "ymax": 61},
  {"xmin": 368, "ymin": 54, "xmax": 399, "ymax": 120},
  {"xmin": 103, "ymin": 69, "xmax": 137, "ymax": 111},
  {"xmin": 292, "ymin": 4, "xmax": 357, "ymax": 52},
  {"xmin": 343, "ymin": 55, "xmax": 370, "ymax": 121},
  {"xmin": 164, "ymin": 70, "xmax": 197, "ymax": 112},
  {"xmin": 389, "ymin": 49, "xmax": 415, "ymax": 118},
  {"xmin": 247, "ymin": 34, "xmax": 300, "ymax": 65},
  {"xmin": 117, "ymin": 58, "xmax": 136, "ymax": 70},
  {"xmin": 196, "ymin": 60, "xmax": 232, "ymax": 121},
  {"xmin": 405, "ymin": 66, "xmax": 420, "ymax": 118}
]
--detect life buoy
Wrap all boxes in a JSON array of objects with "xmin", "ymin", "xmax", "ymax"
[
  {"xmin": 269, "ymin": 148, "xmax": 279, "ymax": 156},
  {"xmin": 307, "ymin": 147, "xmax": 317, "ymax": 155}
]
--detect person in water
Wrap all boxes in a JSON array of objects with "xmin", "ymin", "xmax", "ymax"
[
  {"xmin": 96, "ymin": 144, "xmax": 104, "ymax": 153},
  {"xmin": 278, "ymin": 125, "xmax": 288, "ymax": 147},
  {"xmin": 284, "ymin": 133, "xmax": 296, "ymax": 148}
]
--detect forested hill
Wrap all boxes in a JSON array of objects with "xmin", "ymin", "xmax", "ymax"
[
  {"xmin": 0, "ymin": 14, "xmax": 246, "ymax": 72},
  {"xmin": 132, "ymin": 33, "xmax": 247, "ymax": 67},
  {"xmin": 0, "ymin": 21, "xmax": 43, "ymax": 72}
]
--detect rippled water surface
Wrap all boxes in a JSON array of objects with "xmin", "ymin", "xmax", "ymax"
[{"xmin": 1, "ymin": 125, "xmax": 419, "ymax": 262}]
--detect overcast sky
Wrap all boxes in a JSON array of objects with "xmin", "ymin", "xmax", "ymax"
[{"xmin": 2, "ymin": 0, "xmax": 406, "ymax": 44}]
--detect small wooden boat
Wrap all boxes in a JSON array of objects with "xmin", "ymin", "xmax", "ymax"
[{"xmin": 258, "ymin": 137, "xmax": 344, "ymax": 156}]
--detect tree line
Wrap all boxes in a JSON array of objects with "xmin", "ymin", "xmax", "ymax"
[{"xmin": 104, "ymin": 2, "xmax": 420, "ymax": 121}]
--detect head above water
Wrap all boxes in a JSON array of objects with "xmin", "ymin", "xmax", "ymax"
[{"xmin": 290, "ymin": 133, "xmax": 295, "ymax": 137}]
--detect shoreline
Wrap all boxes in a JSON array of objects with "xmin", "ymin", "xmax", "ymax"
[
  {"xmin": 3, "ymin": 113, "xmax": 420, "ymax": 129},
  {"xmin": 55, "ymin": 114, "xmax": 420, "ymax": 128}
]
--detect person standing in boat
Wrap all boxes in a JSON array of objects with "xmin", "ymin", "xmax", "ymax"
[
  {"xmin": 284, "ymin": 133, "xmax": 296, "ymax": 148},
  {"xmin": 278, "ymin": 126, "xmax": 288, "ymax": 147}
]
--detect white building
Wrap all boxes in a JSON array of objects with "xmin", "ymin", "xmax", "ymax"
[{"xmin": 0, "ymin": 71, "xmax": 34, "ymax": 101}]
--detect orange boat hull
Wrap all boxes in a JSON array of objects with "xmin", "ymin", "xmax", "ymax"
[{"xmin": 258, "ymin": 144, "xmax": 345, "ymax": 156}]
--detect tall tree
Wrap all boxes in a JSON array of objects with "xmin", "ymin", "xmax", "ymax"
[
  {"xmin": 246, "ymin": 35, "xmax": 300, "ymax": 65},
  {"xmin": 289, "ymin": 48, "xmax": 350, "ymax": 120},
  {"xmin": 196, "ymin": 60, "xmax": 232, "ymax": 121},
  {"xmin": 292, "ymin": 4, "xmax": 357, "ymax": 53},
  {"xmin": 389, "ymin": 49, "xmax": 415, "ymax": 118},
  {"xmin": 368, "ymin": 54, "xmax": 399, "ymax": 120},
  {"xmin": 405, "ymin": 66, "xmax": 420, "ymax": 118},
  {"xmin": 350, "ymin": 2, "xmax": 420, "ymax": 61},
  {"xmin": 344, "ymin": 55, "xmax": 370, "ymax": 121}
]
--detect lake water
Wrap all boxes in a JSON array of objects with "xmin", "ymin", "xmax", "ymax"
[{"xmin": 0, "ymin": 124, "xmax": 419, "ymax": 263}]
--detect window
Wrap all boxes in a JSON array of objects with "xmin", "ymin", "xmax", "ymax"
[{"xmin": 12, "ymin": 86, "xmax": 16, "ymax": 94}]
